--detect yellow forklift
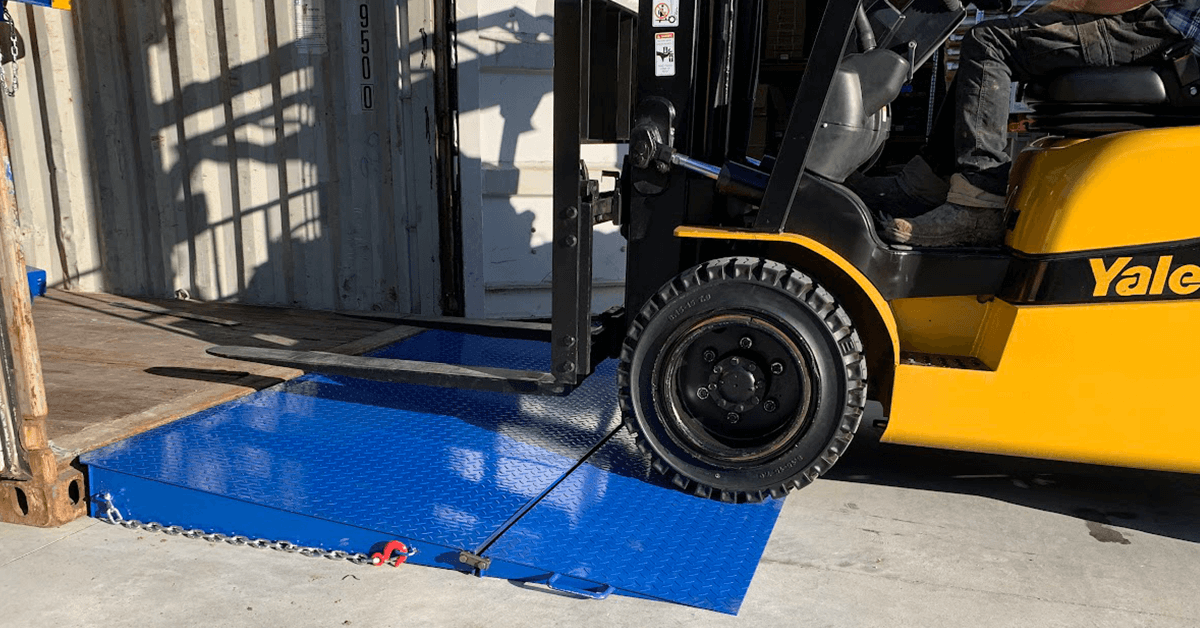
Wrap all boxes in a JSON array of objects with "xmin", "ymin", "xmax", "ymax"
[{"xmin": 212, "ymin": 0, "xmax": 1200, "ymax": 503}]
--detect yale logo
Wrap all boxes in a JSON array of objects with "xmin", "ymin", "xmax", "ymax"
[{"xmin": 1090, "ymin": 256, "xmax": 1200, "ymax": 298}]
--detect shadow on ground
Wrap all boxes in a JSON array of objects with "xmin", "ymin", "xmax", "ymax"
[{"xmin": 826, "ymin": 420, "xmax": 1200, "ymax": 545}]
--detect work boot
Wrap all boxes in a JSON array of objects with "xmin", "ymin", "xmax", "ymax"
[
  {"xmin": 882, "ymin": 174, "xmax": 1006, "ymax": 247},
  {"xmin": 845, "ymin": 155, "xmax": 950, "ymax": 219}
]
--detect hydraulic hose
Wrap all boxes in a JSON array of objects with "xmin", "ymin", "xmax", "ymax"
[{"xmin": 856, "ymin": 5, "xmax": 876, "ymax": 51}]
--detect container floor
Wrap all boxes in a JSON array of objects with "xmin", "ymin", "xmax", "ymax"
[{"xmin": 34, "ymin": 289, "xmax": 415, "ymax": 462}]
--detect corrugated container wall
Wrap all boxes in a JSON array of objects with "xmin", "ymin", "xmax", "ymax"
[
  {"xmin": 456, "ymin": 0, "xmax": 632, "ymax": 319},
  {"xmin": 1, "ymin": 0, "xmax": 443, "ymax": 314}
]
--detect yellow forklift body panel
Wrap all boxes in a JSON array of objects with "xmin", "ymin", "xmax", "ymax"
[
  {"xmin": 676, "ymin": 157, "xmax": 1200, "ymax": 474},
  {"xmin": 1009, "ymin": 128, "xmax": 1200, "ymax": 254},
  {"xmin": 890, "ymin": 296, "xmax": 988, "ymax": 356},
  {"xmin": 674, "ymin": 226, "xmax": 901, "ymax": 361},
  {"xmin": 885, "ymin": 298, "xmax": 1200, "ymax": 473}
]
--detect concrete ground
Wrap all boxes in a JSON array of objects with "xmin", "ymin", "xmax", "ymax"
[{"xmin": 3, "ymin": 417, "xmax": 1200, "ymax": 628}]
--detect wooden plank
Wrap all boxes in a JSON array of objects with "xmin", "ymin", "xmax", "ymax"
[
  {"xmin": 0, "ymin": 117, "xmax": 47, "ymax": 422},
  {"xmin": 0, "ymin": 94, "xmax": 60, "ymax": 527},
  {"xmin": 35, "ymin": 289, "xmax": 408, "ymax": 460},
  {"xmin": 328, "ymin": 325, "xmax": 424, "ymax": 357},
  {"xmin": 108, "ymin": 301, "xmax": 242, "ymax": 326},
  {"xmin": 44, "ymin": 291, "xmax": 382, "ymax": 343},
  {"xmin": 49, "ymin": 369, "xmax": 298, "ymax": 462},
  {"xmin": 35, "ymin": 290, "xmax": 449, "ymax": 462}
]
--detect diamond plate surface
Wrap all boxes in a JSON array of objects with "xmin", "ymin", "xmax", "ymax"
[
  {"xmin": 83, "ymin": 331, "xmax": 620, "ymax": 552},
  {"xmin": 366, "ymin": 329, "xmax": 552, "ymax": 371},
  {"xmin": 484, "ymin": 428, "xmax": 784, "ymax": 615}
]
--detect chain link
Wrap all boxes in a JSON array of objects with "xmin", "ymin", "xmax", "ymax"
[
  {"xmin": 94, "ymin": 494, "xmax": 383, "ymax": 567},
  {"xmin": 0, "ymin": 8, "xmax": 17, "ymax": 97}
]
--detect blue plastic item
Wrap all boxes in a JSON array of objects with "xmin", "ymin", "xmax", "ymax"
[
  {"xmin": 82, "ymin": 330, "xmax": 783, "ymax": 614},
  {"xmin": 26, "ymin": 267, "xmax": 46, "ymax": 300},
  {"xmin": 9, "ymin": 1, "xmax": 71, "ymax": 9}
]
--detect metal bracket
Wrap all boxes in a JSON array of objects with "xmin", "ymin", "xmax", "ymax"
[
  {"xmin": 458, "ymin": 551, "xmax": 492, "ymax": 573},
  {"xmin": 581, "ymin": 163, "xmax": 623, "ymax": 226}
]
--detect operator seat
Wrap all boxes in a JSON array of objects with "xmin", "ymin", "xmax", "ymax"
[{"xmin": 1025, "ymin": 45, "xmax": 1200, "ymax": 135}]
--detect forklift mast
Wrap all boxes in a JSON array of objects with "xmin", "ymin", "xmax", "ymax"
[
  {"xmin": 551, "ymin": 0, "xmax": 636, "ymax": 389},
  {"xmin": 211, "ymin": 0, "xmax": 973, "ymax": 396}
]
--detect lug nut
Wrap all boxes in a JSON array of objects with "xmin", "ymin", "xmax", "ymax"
[
  {"xmin": 731, "ymin": 357, "xmax": 741, "ymax": 366},
  {"xmin": 713, "ymin": 365, "xmax": 723, "ymax": 374},
  {"xmin": 771, "ymin": 362, "xmax": 785, "ymax": 375},
  {"xmin": 755, "ymin": 381, "xmax": 764, "ymax": 390},
  {"xmin": 746, "ymin": 363, "xmax": 756, "ymax": 372},
  {"xmin": 726, "ymin": 412, "xmax": 741, "ymax": 423},
  {"xmin": 740, "ymin": 336, "xmax": 753, "ymax": 349},
  {"xmin": 697, "ymin": 388, "xmax": 710, "ymax": 400},
  {"xmin": 764, "ymin": 400, "xmax": 778, "ymax": 413},
  {"xmin": 702, "ymin": 349, "xmax": 717, "ymax": 363}
]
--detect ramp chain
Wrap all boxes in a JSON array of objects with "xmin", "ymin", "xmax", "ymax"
[{"xmin": 93, "ymin": 493, "xmax": 409, "ymax": 566}]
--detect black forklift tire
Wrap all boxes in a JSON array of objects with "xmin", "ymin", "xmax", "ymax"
[{"xmin": 618, "ymin": 257, "xmax": 868, "ymax": 503}]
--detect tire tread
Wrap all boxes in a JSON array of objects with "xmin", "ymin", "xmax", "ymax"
[{"xmin": 617, "ymin": 257, "xmax": 869, "ymax": 503}]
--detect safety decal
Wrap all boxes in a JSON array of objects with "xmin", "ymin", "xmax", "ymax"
[
  {"xmin": 655, "ymin": 32, "xmax": 676, "ymax": 77},
  {"xmin": 653, "ymin": 0, "xmax": 680, "ymax": 27},
  {"xmin": 295, "ymin": 0, "xmax": 329, "ymax": 55}
]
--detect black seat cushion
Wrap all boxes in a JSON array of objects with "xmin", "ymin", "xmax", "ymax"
[{"xmin": 1035, "ymin": 66, "xmax": 1168, "ymax": 105}]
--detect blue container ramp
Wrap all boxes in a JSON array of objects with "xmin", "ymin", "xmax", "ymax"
[{"xmin": 82, "ymin": 331, "xmax": 783, "ymax": 615}]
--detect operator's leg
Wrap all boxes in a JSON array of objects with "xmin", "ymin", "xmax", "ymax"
[
  {"xmin": 956, "ymin": 7, "xmax": 1178, "ymax": 195},
  {"xmin": 845, "ymin": 87, "xmax": 958, "ymax": 219},
  {"xmin": 884, "ymin": 6, "xmax": 1182, "ymax": 247}
]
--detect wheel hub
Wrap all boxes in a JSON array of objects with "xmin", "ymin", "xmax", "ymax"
[
  {"xmin": 708, "ymin": 356, "xmax": 763, "ymax": 413},
  {"xmin": 656, "ymin": 313, "xmax": 817, "ymax": 465}
]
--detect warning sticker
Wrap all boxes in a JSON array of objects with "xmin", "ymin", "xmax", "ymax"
[
  {"xmin": 652, "ymin": 0, "xmax": 679, "ymax": 28},
  {"xmin": 655, "ymin": 32, "xmax": 676, "ymax": 77},
  {"xmin": 295, "ymin": 0, "xmax": 328, "ymax": 55}
]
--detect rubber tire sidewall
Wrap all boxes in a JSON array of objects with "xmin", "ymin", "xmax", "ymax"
[{"xmin": 624, "ymin": 258, "xmax": 859, "ymax": 498}]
